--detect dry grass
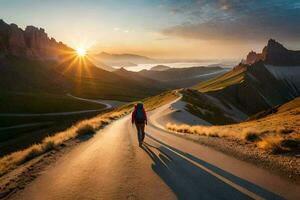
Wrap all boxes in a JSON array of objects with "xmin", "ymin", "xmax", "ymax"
[
  {"xmin": 167, "ymin": 123, "xmax": 228, "ymax": 138},
  {"xmin": 241, "ymin": 128, "xmax": 262, "ymax": 141},
  {"xmin": 257, "ymin": 135, "xmax": 284, "ymax": 154},
  {"xmin": 143, "ymin": 90, "xmax": 178, "ymax": 111},
  {"xmin": 166, "ymin": 103, "xmax": 300, "ymax": 154},
  {"xmin": 0, "ymin": 108, "xmax": 130, "ymax": 176}
]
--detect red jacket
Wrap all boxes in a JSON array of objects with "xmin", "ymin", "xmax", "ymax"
[{"xmin": 131, "ymin": 105, "xmax": 147, "ymax": 124}]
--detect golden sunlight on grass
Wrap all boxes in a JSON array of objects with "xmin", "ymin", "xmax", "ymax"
[{"xmin": 166, "ymin": 98, "xmax": 300, "ymax": 154}]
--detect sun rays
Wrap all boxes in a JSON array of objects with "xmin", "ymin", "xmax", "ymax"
[
  {"xmin": 52, "ymin": 41, "xmax": 104, "ymax": 88},
  {"xmin": 55, "ymin": 46, "xmax": 93, "ymax": 81},
  {"xmin": 76, "ymin": 47, "xmax": 87, "ymax": 57}
]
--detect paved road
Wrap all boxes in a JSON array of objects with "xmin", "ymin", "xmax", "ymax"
[{"xmin": 9, "ymin": 108, "xmax": 300, "ymax": 199}]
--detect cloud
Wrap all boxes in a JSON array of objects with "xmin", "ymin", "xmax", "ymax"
[{"xmin": 161, "ymin": 0, "xmax": 300, "ymax": 42}]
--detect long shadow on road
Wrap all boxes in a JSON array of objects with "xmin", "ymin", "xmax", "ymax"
[{"xmin": 142, "ymin": 134, "xmax": 284, "ymax": 200}]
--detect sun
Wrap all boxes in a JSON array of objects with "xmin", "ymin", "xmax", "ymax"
[{"xmin": 76, "ymin": 47, "xmax": 87, "ymax": 57}]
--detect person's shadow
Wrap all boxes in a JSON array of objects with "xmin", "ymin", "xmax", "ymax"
[{"xmin": 141, "ymin": 135, "xmax": 284, "ymax": 200}]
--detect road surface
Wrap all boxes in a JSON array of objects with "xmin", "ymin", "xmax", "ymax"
[{"xmin": 8, "ymin": 104, "xmax": 300, "ymax": 200}]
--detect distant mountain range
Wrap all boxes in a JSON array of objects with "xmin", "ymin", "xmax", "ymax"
[
  {"xmin": 150, "ymin": 65, "xmax": 171, "ymax": 71},
  {"xmin": 136, "ymin": 66, "xmax": 227, "ymax": 88},
  {"xmin": 95, "ymin": 52, "xmax": 156, "ymax": 67},
  {"xmin": 113, "ymin": 66, "xmax": 226, "ymax": 89},
  {"xmin": 95, "ymin": 51, "xmax": 220, "ymax": 69},
  {"xmin": 188, "ymin": 39, "xmax": 300, "ymax": 125}
]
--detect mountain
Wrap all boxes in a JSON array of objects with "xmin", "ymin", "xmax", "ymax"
[
  {"xmin": 53, "ymin": 57, "xmax": 168, "ymax": 101},
  {"xmin": 188, "ymin": 39, "xmax": 300, "ymax": 125},
  {"xmin": 137, "ymin": 66, "xmax": 227, "ymax": 88},
  {"xmin": 0, "ymin": 20, "xmax": 171, "ymax": 113},
  {"xmin": 113, "ymin": 67, "xmax": 172, "ymax": 90},
  {"xmin": 0, "ymin": 19, "xmax": 72, "ymax": 60},
  {"xmin": 96, "ymin": 52, "xmax": 156, "ymax": 67},
  {"xmin": 150, "ymin": 65, "xmax": 171, "ymax": 71},
  {"xmin": 243, "ymin": 39, "xmax": 300, "ymax": 66}
]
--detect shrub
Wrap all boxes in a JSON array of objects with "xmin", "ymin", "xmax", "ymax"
[
  {"xmin": 278, "ymin": 128, "xmax": 294, "ymax": 134},
  {"xmin": 257, "ymin": 136, "xmax": 284, "ymax": 154},
  {"xmin": 42, "ymin": 138, "xmax": 58, "ymax": 152},
  {"xmin": 21, "ymin": 144, "xmax": 43, "ymax": 163},
  {"xmin": 242, "ymin": 129, "xmax": 260, "ymax": 142},
  {"xmin": 76, "ymin": 124, "xmax": 95, "ymax": 136},
  {"xmin": 280, "ymin": 139, "xmax": 300, "ymax": 150}
]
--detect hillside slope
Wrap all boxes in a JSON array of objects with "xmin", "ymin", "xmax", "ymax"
[
  {"xmin": 113, "ymin": 68, "xmax": 172, "ymax": 90},
  {"xmin": 56, "ymin": 57, "xmax": 168, "ymax": 101},
  {"xmin": 168, "ymin": 96, "xmax": 300, "ymax": 154},
  {"xmin": 187, "ymin": 40, "xmax": 300, "ymax": 124}
]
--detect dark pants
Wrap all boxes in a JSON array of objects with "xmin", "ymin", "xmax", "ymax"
[{"xmin": 135, "ymin": 123, "xmax": 145, "ymax": 143}]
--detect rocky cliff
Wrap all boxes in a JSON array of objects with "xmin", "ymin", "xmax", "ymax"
[
  {"xmin": 0, "ymin": 19, "xmax": 72, "ymax": 60},
  {"xmin": 243, "ymin": 39, "xmax": 300, "ymax": 66},
  {"xmin": 244, "ymin": 51, "xmax": 262, "ymax": 65},
  {"xmin": 262, "ymin": 39, "xmax": 300, "ymax": 66}
]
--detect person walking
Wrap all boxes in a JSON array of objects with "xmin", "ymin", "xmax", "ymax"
[{"xmin": 131, "ymin": 103, "xmax": 147, "ymax": 146}]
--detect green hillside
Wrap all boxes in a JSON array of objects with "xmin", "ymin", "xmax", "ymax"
[
  {"xmin": 193, "ymin": 66, "xmax": 246, "ymax": 92},
  {"xmin": 0, "ymin": 92, "xmax": 105, "ymax": 114}
]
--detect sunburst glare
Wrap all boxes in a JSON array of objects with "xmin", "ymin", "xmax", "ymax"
[{"xmin": 76, "ymin": 47, "xmax": 87, "ymax": 57}]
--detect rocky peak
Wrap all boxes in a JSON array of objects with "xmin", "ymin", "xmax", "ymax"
[
  {"xmin": 9, "ymin": 23, "xmax": 19, "ymax": 30},
  {"xmin": 266, "ymin": 39, "xmax": 287, "ymax": 50},
  {"xmin": 0, "ymin": 19, "xmax": 72, "ymax": 60},
  {"xmin": 118, "ymin": 67, "xmax": 128, "ymax": 72},
  {"xmin": 242, "ymin": 39, "xmax": 300, "ymax": 66},
  {"xmin": 0, "ymin": 20, "xmax": 10, "ymax": 36},
  {"xmin": 8, "ymin": 23, "xmax": 26, "ymax": 55},
  {"xmin": 244, "ymin": 50, "xmax": 261, "ymax": 65},
  {"xmin": 262, "ymin": 39, "xmax": 300, "ymax": 66}
]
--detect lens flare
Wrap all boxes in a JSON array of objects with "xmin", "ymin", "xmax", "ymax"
[{"xmin": 76, "ymin": 47, "xmax": 87, "ymax": 57}]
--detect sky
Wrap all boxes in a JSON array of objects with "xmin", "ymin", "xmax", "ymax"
[{"xmin": 1, "ymin": 0, "xmax": 300, "ymax": 60}]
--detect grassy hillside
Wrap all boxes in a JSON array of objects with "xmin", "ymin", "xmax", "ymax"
[
  {"xmin": 188, "ymin": 62, "xmax": 297, "ymax": 119},
  {"xmin": 113, "ymin": 68, "xmax": 172, "ymax": 90},
  {"xmin": 167, "ymin": 97, "xmax": 300, "ymax": 154},
  {"xmin": 55, "ymin": 56, "xmax": 168, "ymax": 101},
  {"xmin": 180, "ymin": 89, "xmax": 239, "ymax": 125},
  {"xmin": 193, "ymin": 66, "xmax": 246, "ymax": 92},
  {"xmin": 0, "ymin": 92, "xmax": 105, "ymax": 114},
  {"xmin": 0, "ymin": 56, "xmax": 68, "ymax": 94},
  {"xmin": 0, "ymin": 55, "xmax": 169, "ymax": 115}
]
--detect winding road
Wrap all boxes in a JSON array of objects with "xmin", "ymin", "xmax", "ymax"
[
  {"xmin": 0, "ymin": 95, "xmax": 123, "ymax": 117},
  {"xmin": 8, "ymin": 101, "xmax": 300, "ymax": 200}
]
